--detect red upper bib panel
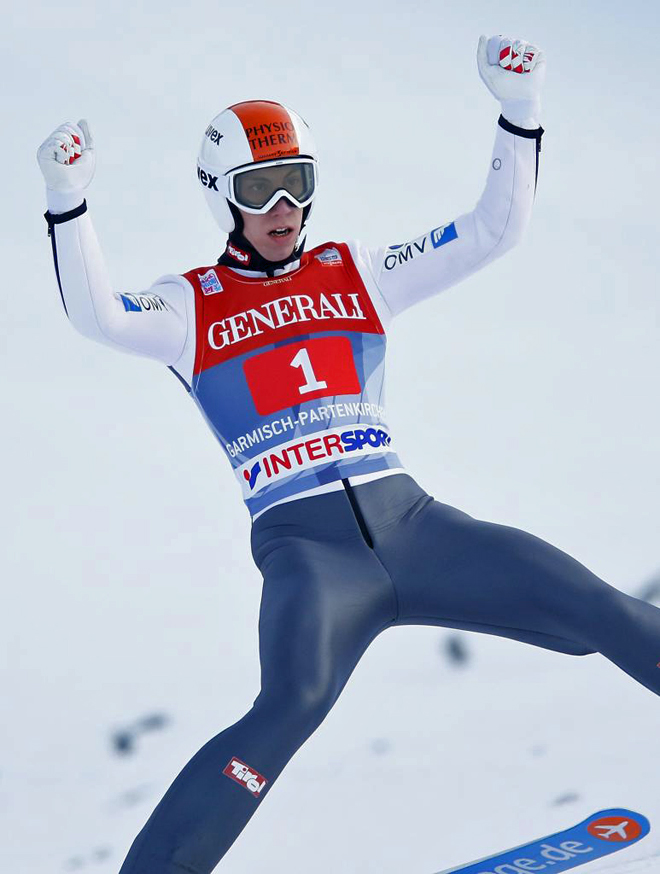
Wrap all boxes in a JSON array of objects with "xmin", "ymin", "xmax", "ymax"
[{"xmin": 184, "ymin": 243, "xmax": 384, "ymax": 376}]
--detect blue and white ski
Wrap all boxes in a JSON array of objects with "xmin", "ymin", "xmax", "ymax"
[{"xmin": 436, "ymin": 809, "xmax": 650, "ymax": 874}]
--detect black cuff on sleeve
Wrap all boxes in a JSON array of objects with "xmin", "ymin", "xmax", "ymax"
[
  {"xmin": 44, "ymin": 200, "xmax": 88, "ymax": 233},
  {"xmin": 498, "ymin": 115, "xmax": 544, "ymax": 140}
]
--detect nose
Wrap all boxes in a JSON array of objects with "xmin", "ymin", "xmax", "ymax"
[{"xmin": 269, "ymin": 196, "xmax": 296, "ymax": 215}]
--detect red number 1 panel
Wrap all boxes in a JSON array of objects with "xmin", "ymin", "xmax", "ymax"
[{"xmin": 243, "ymin": 336, "xmax": 362, "ymax": 416}]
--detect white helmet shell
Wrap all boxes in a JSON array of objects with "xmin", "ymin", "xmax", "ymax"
[{"xmin": 197, "ymin": 100, "xmax": 319, "ymax": 233}]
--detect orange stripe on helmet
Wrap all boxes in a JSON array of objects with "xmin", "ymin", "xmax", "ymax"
[{"xmin": 229, "ymin": 100, "xmax": 300, "ymax": 163}]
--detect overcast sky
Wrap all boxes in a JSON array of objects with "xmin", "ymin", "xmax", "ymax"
[{"xmin": 3, "ymin": 1, "xmax": 660, "ymax": 871}]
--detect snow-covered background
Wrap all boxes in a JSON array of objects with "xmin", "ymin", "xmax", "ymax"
[{"xmin": 3, "ymin": 0, "xmax": 660, "ymax": 871}]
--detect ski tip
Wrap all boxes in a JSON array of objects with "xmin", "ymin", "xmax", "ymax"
[
  {"xmin": 433, "ymin": 808, "xmax": 651, "ymax": 874},
  {"xmin": 581, "ymin": 808, "xmax": 651, "ymax": 835}
]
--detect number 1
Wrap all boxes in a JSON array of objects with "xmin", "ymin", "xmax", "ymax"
[{"xmin": 290, "ymin": 347, "xmax": 328, "ymax": 395}]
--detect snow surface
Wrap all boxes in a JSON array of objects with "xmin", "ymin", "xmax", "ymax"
[{"xmin": 4, "ymin": 0, "xmax": 660, "ymax": 871}]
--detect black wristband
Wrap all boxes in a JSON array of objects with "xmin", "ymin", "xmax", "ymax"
[
  {"xmin": 498, "ymin": 115, "xmax": 544, "ymax": 140},
  {"xmin": 44, "ymin": 199, "xmax": 88, "ymax": 231}
]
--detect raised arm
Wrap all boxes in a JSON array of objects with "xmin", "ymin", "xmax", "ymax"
[
  {"xmin": 37, "ymin": 120, "xmax": 190, "ymax": 363},
  {"xmin": 356, "ymin": 35, "xmax": 545, "ymax": 318}
]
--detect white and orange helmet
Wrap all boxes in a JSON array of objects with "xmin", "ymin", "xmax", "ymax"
[{"xmin": 197, "ymin": 100, "xmax": 319, "ymax": 233}]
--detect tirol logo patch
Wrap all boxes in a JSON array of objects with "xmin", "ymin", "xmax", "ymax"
[
  {"xmin": 227, "ymin": 242, "xmax": 251, "ymax": 265},
  {"xmin": 198, "ymin": 269, "xmax": 223, "ymax": 296},
  {"xmin": 223, "ymin": 758, "xmax": 267, "ymax": 798}
]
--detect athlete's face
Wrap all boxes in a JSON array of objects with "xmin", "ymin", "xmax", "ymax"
[{"xmin": 240, "ymin": 197, "xmax": 303, "ymax": 262}]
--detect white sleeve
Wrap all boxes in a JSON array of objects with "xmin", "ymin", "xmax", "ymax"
[
  {"xmin": 361, "ymin": 119, "xmax": 542, "ymax": 318},
  {"xmin": 45, "ymin": 196, "xmax": 191, "ymax": 365}
]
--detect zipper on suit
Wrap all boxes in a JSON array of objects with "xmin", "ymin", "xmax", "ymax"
[{"xmin": 341, "ymin": 478, "xmax": 374, "ymax": 549}]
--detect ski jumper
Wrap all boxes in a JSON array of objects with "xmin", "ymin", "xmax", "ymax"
[{"xmin": 44, "ymin": 117, "xmax": 660, "ymax": 874}]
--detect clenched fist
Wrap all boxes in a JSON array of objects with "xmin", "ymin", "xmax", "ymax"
[
  {"xmin": 477, "ymin": 35, "xmax": 545, "ymax": 128},
  {"xmin": 37, "ymin": 119, "xmax": 95, "ymax": 194}
]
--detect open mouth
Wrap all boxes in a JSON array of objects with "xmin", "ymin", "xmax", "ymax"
[{"xmin": 268, "ymin": 227, "xmax": 293, "ymax": 238}]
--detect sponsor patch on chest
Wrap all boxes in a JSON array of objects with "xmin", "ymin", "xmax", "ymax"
[
  {"xmin": 315, "ymin": 247, "xmax": 343, "ymax": 265},
  {"xmin": 198, "ymin": 268, "xmax": 223, "ymax": 296}
]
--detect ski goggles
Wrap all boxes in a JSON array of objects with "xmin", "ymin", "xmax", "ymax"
[{"xmin": 227, "ymin": 158, "xmax": 317, "ymax": 214}]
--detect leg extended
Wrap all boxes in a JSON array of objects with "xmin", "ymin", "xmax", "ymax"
[
  {"xmin": 372, "ymin": 490, "xmax": 660, "ymax": 694},
  {"xmin": 119, "ymin": 530, "xmax": 396, "ymax": 873}
]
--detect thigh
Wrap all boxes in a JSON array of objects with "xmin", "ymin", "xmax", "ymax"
[
  {"xmin": 254, "ymin": 530, "xmax": 397, "ymax": 708},
  {"xmin": 375, "ymin": 495, "xmax": 607, "ymax": 651}
]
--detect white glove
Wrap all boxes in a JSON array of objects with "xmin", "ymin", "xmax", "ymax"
[
  {"xmin": 477, "ymin": 35, "xmax": 545, "ymax": 129},
  {"xmin": 37, "ymin": 119, "xmax": 95, "ymax": 212}
]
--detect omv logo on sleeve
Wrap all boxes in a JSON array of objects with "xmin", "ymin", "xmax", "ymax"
[
  {"xmin": 119, "ymin": 293, "xmax": 169, "ymax": 312},
  {"xmin": 384, "ymin": 222, "xmax": 457, "ymax": 270},
  {"xmin": 235, "ymin": 425, "xmax": 393, "ymax": 496},
  {"xmin": 384, "ymin": 235, "xmax": 427, "ymax": 270}
]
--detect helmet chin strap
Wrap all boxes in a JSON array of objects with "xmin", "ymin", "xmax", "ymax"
[{"xmin": 217, "ymin": 202, "xmax": 312, "ymax": 277}]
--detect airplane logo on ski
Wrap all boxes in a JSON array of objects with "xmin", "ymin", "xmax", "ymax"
[
  {"xmin": 592, "ymin": 821, "xmax": 630, "ymax": 840},
  {"xmin": 587, "ymin": 815, "xmax": 644, "ymax": 842}
]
